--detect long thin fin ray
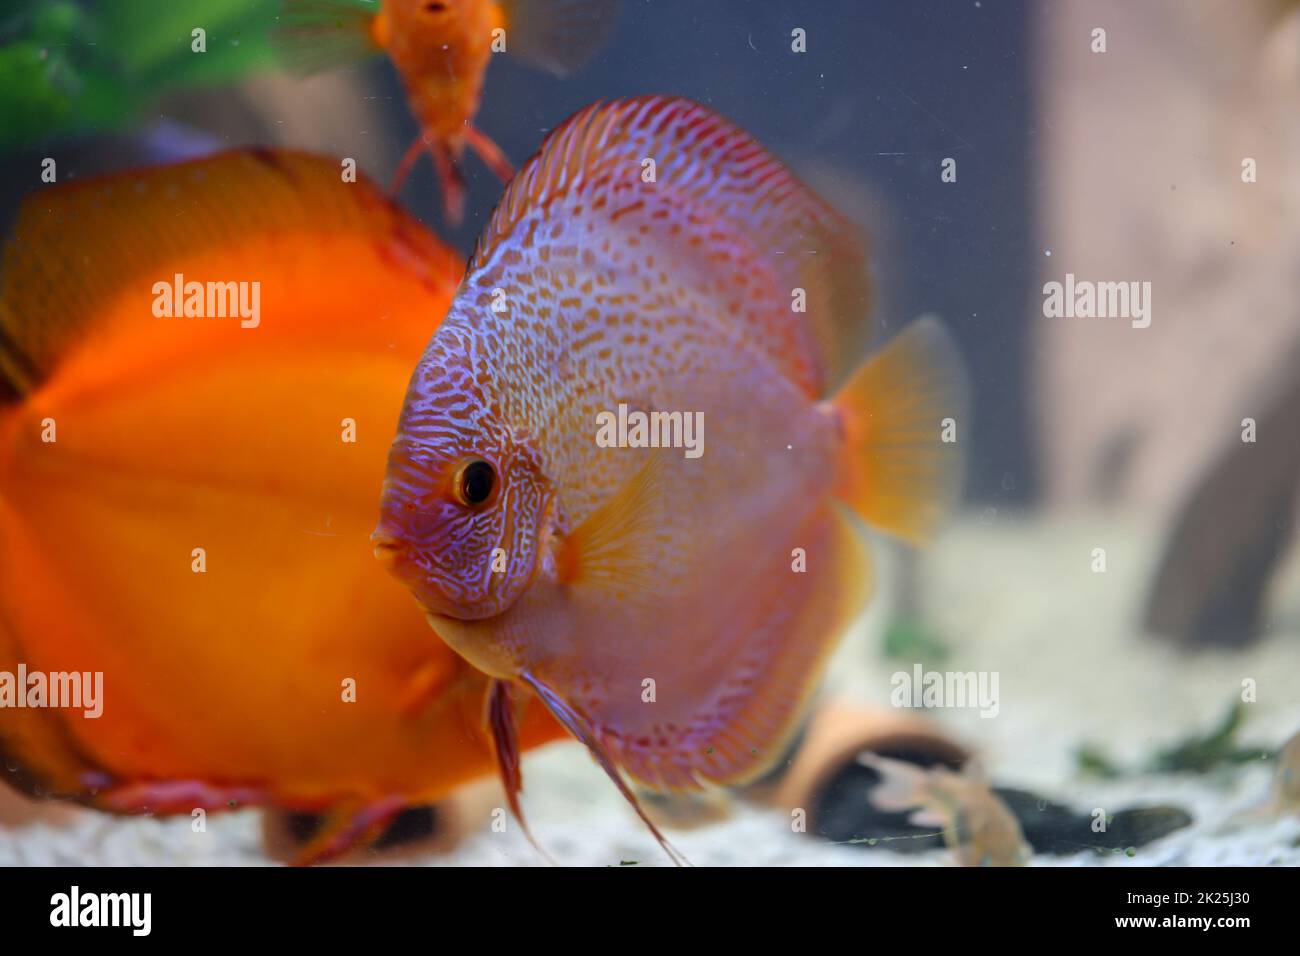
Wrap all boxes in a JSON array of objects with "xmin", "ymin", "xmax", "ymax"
[{"xmin": 520, "ymin": 671, "xmax": 690, "ymax": 866}]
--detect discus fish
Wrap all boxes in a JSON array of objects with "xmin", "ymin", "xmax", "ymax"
[
  {"xmin": 375, "ymin": 96, "xmax": 966, "ymax": 863},
  {"xmin": 859, "ymin": 754, "xmax": 1030, "ymax": 867},
  {"xmin": 0, "ymin": 150, "xmax": 564, "ymax": 864},
  {"xmin": 276, "ymin": 0, "xmax": 617, "ymax": 222}
]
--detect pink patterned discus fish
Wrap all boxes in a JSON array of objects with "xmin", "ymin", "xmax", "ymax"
[{"xmin": 374, "ymin": 95, "xmax": 966, "ymax": 861}]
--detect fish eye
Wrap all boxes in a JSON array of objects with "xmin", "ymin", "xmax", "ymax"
[
  {"xmin": 422, "ymin": 1, "xmax": 449, "ymax": 13},
  {"xmin": 454, "ymin": 458, "xmax": 497, "ymax": 508}
]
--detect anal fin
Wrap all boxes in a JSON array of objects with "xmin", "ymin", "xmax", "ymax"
[{"xmin": 596, "ymin": 504, "xmax": 873, "ymax": 794}]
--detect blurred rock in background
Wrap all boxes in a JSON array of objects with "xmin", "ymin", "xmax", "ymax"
[
  {"xmin": 1034, "ymin": 0, "xmax": 1300, "ymax": 645},
  {"xmin": 1034, "ymin": 0, "xmax": 1300, "ymax": 513}
]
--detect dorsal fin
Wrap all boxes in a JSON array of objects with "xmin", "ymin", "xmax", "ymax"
[
  {"xmin": 0, "ymin": 149, "xmax": 455, "ymax": 400},
  {"xmin": 469, "ymin": 96, "xmax": 873, "ymax": 396}
]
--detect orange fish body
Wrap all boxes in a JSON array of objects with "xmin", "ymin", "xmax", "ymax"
[
  {"xmin": 374, "ymin": 0, "xmax": 506, "ymax": 144},
  {"xmin": 278, "ymin": 0, "xmax": 617, "ymax": 222},
  {"xmin": 375, "ymin": 96, "xmax": 966, "ymax": 861},
  {"xmin": 0, "ymin": 150, "xmax": 564, "ymax": 862}
]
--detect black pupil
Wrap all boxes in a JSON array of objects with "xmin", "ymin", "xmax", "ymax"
[{"xmin": 461, "ymin": 460, "xmax": 494, "ymax": 505}]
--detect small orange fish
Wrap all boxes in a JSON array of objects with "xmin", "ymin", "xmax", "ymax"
[
  {"xmin": 277, "ymin": 0, "xmax": 617, "ymax": 222},
  {"xmin": 0, "ymin": 150, "xmax": 564, "ymax": 863},
  {"xmin": 860, "ymin": 754, "xmax": 1030, "ymax": 867},
  {"xmin": 374, "ymin": 96, "xmax": 966, "ymax": 862}
]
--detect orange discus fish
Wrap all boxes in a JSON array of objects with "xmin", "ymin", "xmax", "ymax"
[
  {"xmin": 374, "ymin": 96, "xmax": 967, "ymax": 862},
  {"xmin": 276, "ymin": 0, "xmax": 617, "ymax": 223},
  {"xmin": 0, "ymin": 150, "xmax": 564, "ymax": 864}
]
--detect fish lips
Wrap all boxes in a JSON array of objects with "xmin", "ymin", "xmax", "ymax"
[
  {"xmin": 371, "ymin": 527, "xmax": 449, "ymax": 614},
  {"xmin": 371, "ymin": 528, "xmax": 409, "ymax": 578},
  {"xmin": 370, "ymin": 526, "xmax": 507, "ymax": 623}
]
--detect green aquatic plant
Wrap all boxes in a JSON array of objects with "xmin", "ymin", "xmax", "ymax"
[
  {"xmin": 881, "ymin": 616, "xmax": 950, "ymax": 663},
  {"xmin": 1077, "ymin": 701, "xmax": 1274, "ymax": 777},
  {"xmin": 0, "ymin": 0, "xmax": 278, "ymax": 148},
  {"xmin": 1148, "ymin": 701, "xmax": 1271, "ymax": 774},
  {"xmin": 1074, "ymin": 743, "xmax": 1124, "ymax": 779}
]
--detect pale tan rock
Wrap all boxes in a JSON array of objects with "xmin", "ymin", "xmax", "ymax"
[{"xmin": 1034, "ymin": 0, "xmax": 1300, "ymax": 514}]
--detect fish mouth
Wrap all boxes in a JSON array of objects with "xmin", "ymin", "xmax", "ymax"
[
  {"xmin": 370, "ymin": 530, "xmax": 406, "ymax": 573},
  {"xmin": 371, "ymin": 527, "xmax": 446, "ymax": 616},
  {"xmin": 371, "ymin": 529, "xmax": 435, "ymax": 606},
  {"xmin": 370, "ymin": 526, "xmax": 491, "ymax": 623}
]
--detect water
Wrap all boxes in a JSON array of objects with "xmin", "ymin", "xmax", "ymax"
[{"xmin": 0, "ymin": 0, "xmax": 1297, "ymax": 873}]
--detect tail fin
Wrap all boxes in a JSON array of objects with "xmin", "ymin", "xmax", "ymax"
[{"xmin": 830, "ymin": 317, "xmax": 967, "ymax": 545}]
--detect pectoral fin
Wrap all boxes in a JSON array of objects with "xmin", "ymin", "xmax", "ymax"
[
  {"xmin": 498, "ymin": 0, "xmax": 617, "ymax": 75},
  {"xmin": 273, "ymin": 0, "xmax": 385, "ymax": 74},
  {"xmin": 556, "ymin": 452, "xmax": 666, "ymax": 605}
]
